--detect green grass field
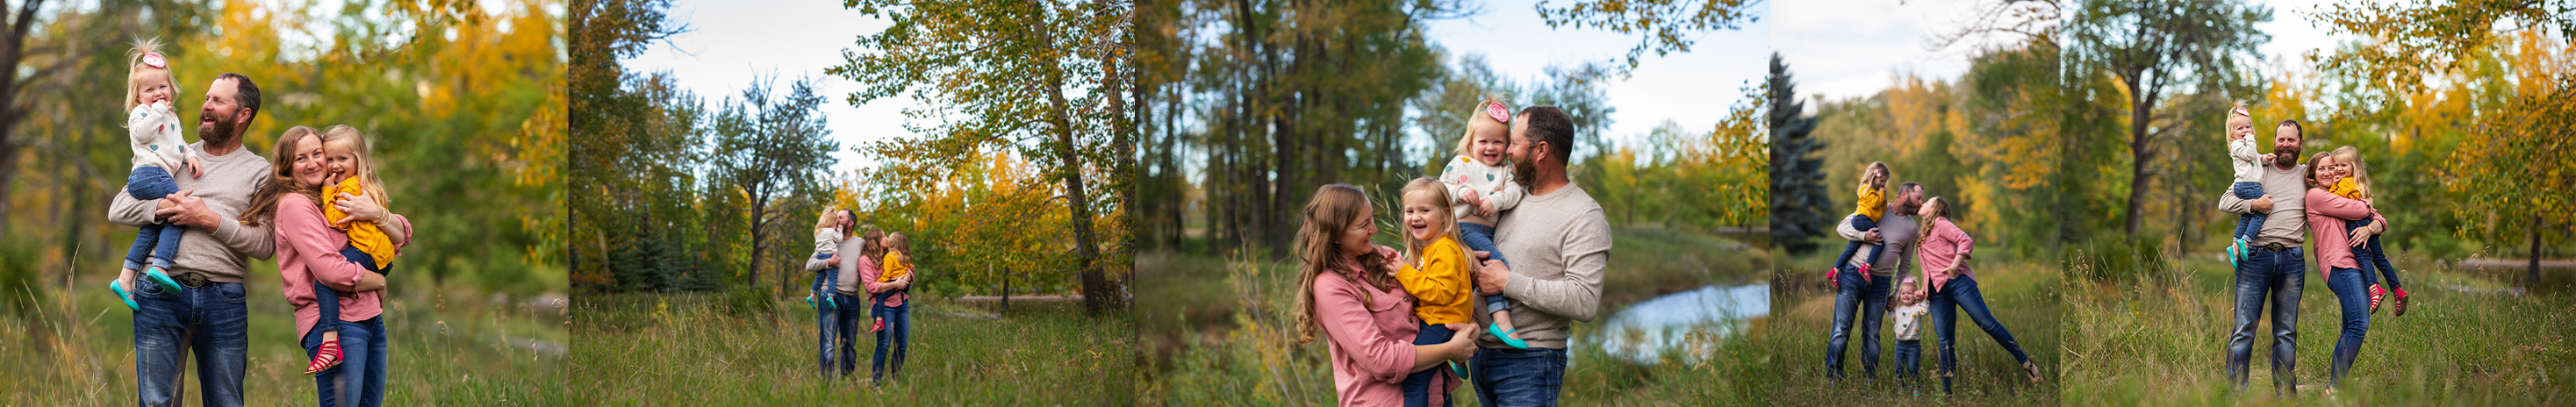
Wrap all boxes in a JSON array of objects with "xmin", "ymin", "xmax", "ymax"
[
  {"xmin": 1140, "ymin": 225, "xmax": 1772, "ymax": 405},
  {"xmin": 2063, "ymin": 247, "xmax": 2576, "ymax": 405},
  {"xmin": 569, "ymin": 293, "xmax": 1135, "ymax": 404},
  {"xmin": 3, "ymin": 261, "xmax": 567, "ymax": 405},
  {"xmin": 1764, "ymin": 246, "xmax": 2062, "ymax": 404}
]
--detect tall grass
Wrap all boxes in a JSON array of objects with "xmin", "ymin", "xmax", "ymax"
[
  {"xmin": 2063, "ymin": 244, "xmax": 2576, "ymax": 405},
  {"xmin": 3, "ymin": 261, "xmax": 568, "ymax": 405},
  {"xmin": 570, "ymin": 293, "xmax": 1136, "ymax": 404},
  {"xmin": 1765, "ymin": 246, "xmax": 2061, "ymax": 404}
]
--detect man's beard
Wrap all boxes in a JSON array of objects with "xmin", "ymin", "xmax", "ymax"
[
  {"xmin": 201, "ymin": 114, "xmax": 238, "ymax": 146},
  {"xmin": 2273, "ymin": 147, "xmax": 2300, "ymax": 167},
  {"xmin": 1512, "ymin": 158, "xmax": 1539, "ymax": 190}
]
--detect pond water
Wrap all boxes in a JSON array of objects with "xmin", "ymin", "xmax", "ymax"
[{"xmin": 1582, "ymin": 283, "xmax": 1769, "ymax": 364}]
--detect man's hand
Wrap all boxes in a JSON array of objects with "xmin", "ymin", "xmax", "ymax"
[
  {"xmin": 2249, "ymin": 195, "xmax": 2274, "ymax": 214},
  {"xmin": 828, "ymin": 255, "xmax": 843, "ymax": 268},
  {"xmin": 1862, "ymin": 228, "xmax": 1884, "ymax": 245},
  {"xmin": 154, "ymin": 189, "xmax": 220, "ymax": 229},
  {"xmin": 1474, "ymin": 251, "xmax": 1510, "ymax": 296}
]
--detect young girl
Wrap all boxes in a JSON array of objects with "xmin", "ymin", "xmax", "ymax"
[
  {"xmin": 1394, "ymin": 178, "xmax": 1474, "ymax": 404},
  {"xmin": 808, "ymin": 211, "xmax": 840, "ymax": 309},
  {"xmin": 109, "ymin": 39, "xmax": 198, "ymax": 310},
  {"xmin": 1827, "ymin": 161, "xmax": 1891, "ymax": 283},
  {"xmin": 1888, "ymin": 276, "xmax": 1928, "ymax": 396},
  {"xmin": 872, "ymin": 232, "xmax": 914, "ymax": 332},
  {"xmin": 1437, "ymin": 100, "xmax": 1531, "ymax": 349},
  {"xmin": 2325, "ymin": 148, "xmax": 2408, "ymax": 316},
  {"xmin": 2222, "ymin": 103, "xmax": 2269, "ymax": 268},
  {"xmin": 305, "ymin": 125, "xmax": 397, "ymax": 375}
]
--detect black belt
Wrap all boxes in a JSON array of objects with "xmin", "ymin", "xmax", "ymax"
[
  {"xmin": 2254, "ymin": 243, "xmax": 2294, "ymax": 252},
  {"xmin": 174, "ymin": 272, "xmax": 214, "ymax": 288}
]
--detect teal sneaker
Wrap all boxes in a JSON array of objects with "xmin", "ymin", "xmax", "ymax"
[
  {"xmin": 108, "ymin": 280, "xmax": 140, "ymax": 311},
  {"xmin": 140, "ymin": 267, "xmax": 183, "ymax": 295},
  {"xmin": 1488, "ymin": 324, "xmax": 1532, "ymax": 349}
]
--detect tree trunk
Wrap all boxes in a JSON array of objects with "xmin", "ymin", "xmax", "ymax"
[
  {"xmin": 1037, "ymin": 5, "xmax": 1114, "ymax": 316},
  {"xmin": 2532, "ymin": 214, "xmax": 2543, "ymax": 292},
  {"xmin": 2124, "ymin": 85, "xmax": 2153, "ymax": 237}
]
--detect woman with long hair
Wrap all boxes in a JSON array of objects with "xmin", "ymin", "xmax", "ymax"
[{"xmin": 1911, "ymin": 196, "xmax": 2042, "ymax": 394}]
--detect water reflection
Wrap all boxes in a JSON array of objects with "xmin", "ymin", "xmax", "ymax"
[{"xmin": 1586, "ymin": 283, "xmax": 1769, "ymax": 364}]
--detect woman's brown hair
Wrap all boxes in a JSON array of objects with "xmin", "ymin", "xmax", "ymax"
[
  {"xmin": 240, "ymin": 126, "xmax": 324, "ymax": 227},
  {"xmin": 1293, "ymin": 183, "xmax": 1396, "ymax": 344},
  {"xmin": 1912, "ymin": 196, "xmax": 1952, "ymax": 262}
]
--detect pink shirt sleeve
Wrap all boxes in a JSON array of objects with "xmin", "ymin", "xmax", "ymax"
[
  {"xmin": 860, "ymin": 256, "xmax": 891, "ymax": 295},
  {"xmin": 2305, "ymin": 189, "xmax": 2385, "ymax": 224},
  {"xmin": 1316, "ymin": 274, "xmax": 1415, "ymax": 384}
]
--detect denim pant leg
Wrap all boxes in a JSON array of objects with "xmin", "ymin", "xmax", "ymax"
[
  {"xmin": 2230, "ymin": 182, "xmax": 2265, "ymax": 239},
  {"xmin": 1468, "ymin": 346, "xmax": 1566, "ymax": 407},
  {"xmin": 1462, "ymin": 223, "xmax": 1516, "ymax": 314},
  {"xmin": 1942, "ymin": 276, "xmax": 2033, "ymax": 363},
  {"xmin": 874, "ymin": 303, "xmax": 910, "ymax": 383},
  {"xmin": 890, "ymin": 303, "xmax": 910, "ymax": 375},
  {"xmin": 814, "ymin": 272, "xmax": 839, "ymax": 376},
  {"xmin": 1403, "ymin": 322, "xmax": 1458, "ymax": 407},
  {"xmin": 1833, "ymin": 214, "xmax": 1879, "ymax": 268},
  {"xmin": 2325, "ymin": 268, "xmax": 2371, "ymax": 388},
  {"xmin": 1893, "ymin": 340, "xmax": 1921, "ymax": 388},
  {"xmin": 834, "ymin": 291, "xmax": 865, "ymax": 375},
  {"xmin": 308, "ymin": 317, "xmax": 384, "ymax": 407},
  {"xmin": 1824, "ymin": 268, "xmax": 1890, "ymax": 380},
  {"xmin": 2226, "ymin": 246, "xmax": 2304, "ymax": 394},
  {"xmin": 135, "ymin": 282, "xmax": 248, "ymax": 407},
  {"xmin": 123, "ymin": 166, "xmax": 183, "ymax": 271}
]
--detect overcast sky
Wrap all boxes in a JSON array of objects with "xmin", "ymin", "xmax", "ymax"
[
  {"xmin": 1772, "ymin": 0, "xmax": 2355, "ymax": 102},
  {"xmin": 1423, "ymin": 0, "xmax": 1770, "ymax": 147},
  {"xmin": 624, "ymin": 0, "xmax": 908, "ymax": 175}
]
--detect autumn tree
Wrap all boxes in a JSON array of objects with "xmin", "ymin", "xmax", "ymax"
[
  {"xmin": 2065, "ymin": 0, "xmax": 2271, "ymax": 236},
  {"xmin": 707, "ymin": 76, "xmax": 837, "ymax": 296},
  {"xmin": 830, "ymin": 0, "xmax": 1131, "ymax": 314},
  {"xmin": 1535, "ymin": 0, "xmax": 1762, "ymax": 74}
]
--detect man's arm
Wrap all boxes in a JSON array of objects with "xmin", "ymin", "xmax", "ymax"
[
  {"xmin": 2217, "ymin": 189, "xmax": 2264, "ymax": 215},
  {"xmin": 1503, "ymin": 211, "xmax": 1610, "ymax": 322},
  {"xmin": 105, "ymin": 188, "xmax": 159, "ymax": 228},
  {"xmin": 1835, "ymin": 213, "xmax": 1874, "ymax": 242}
]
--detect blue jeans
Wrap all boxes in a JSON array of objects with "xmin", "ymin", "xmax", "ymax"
[
  {"xmin": 312, "ymin": 247, "xmax": 385, "ymax": 340},
  {"xmin": 1927, "ymin": 275, "xmax": 2033, "ymax": 394},
  {"xmin": 1832, "ymin": 214, "xmax": 1886, "ymax": 272},
  {"xmin": 1825, "ymin": 267, "xmax": 1890, "ymax": 380},
  {"xmin": 1468, "ymin": 346, "xmax": 1565, "ymax": 407},
  {"xmin": 831, "ymin": 291, "xmax": 865, "ymax": 376},
  {"xmin": 133, "ymin": 281, "xmax": 248, "ymax": 407},
  {"xmin": 1460, "ymin": 222, "xmax": 1513, "ymax": 312},
  {"xmin": 1403, "ymin": 322, "xmax": 1459, "ymax": 407},
  {"xmin": 872, "ymin": 302, "xmax": 911, "ymax": 384},
  {"xmin": 2345, "ymin": 218, "xmax": 2403, "ymax": 289},
  {"xmin": 814, "ymin": 269, "xmax": 841, "ymax": 376},
  {"xmin": 2324, "ymin": 268, "xmax": 2372, "ymax": 388},
  {"xmin": 122, "ymin": 166, "xmax": 185, "ymax": 271},
  {"xmin": 1894, "ymin": 339, "xmax": 1923, "ymax": 391},
  {"xmin": 305, "ymin": 317, "xmax": 386, "ymax": 407},
  {"xmin": 2231, "ymin": 182, "xmax": 2267, "ymax": 240},
  {"xmin": 2227, "ymin": 245, "xmax": 2304, "ymax": 395}
]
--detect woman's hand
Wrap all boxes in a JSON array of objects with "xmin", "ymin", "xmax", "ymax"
[
  {"xmin": 2349, "ymin": 221, "xmax": 2384, "ymax": 246},
  {"xmin": 1440, "ymin": 323, "xmax": 1478, "ymax": 361},
  {"xmin": 333, "ymin": 193, "xmax": 387, "ymax": 225}
]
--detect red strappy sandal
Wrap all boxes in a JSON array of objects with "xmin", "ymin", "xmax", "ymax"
[{"xmin": 305, "ymin": 339, "xmax": 344, "ymax": 375}]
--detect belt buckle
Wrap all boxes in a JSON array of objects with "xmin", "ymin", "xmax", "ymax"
[
  {"xmin": 175, "ymin": 272, "xmax": 211, "ymax": 288},
  {"xmin": 2257, "ymin": 243, "xmax": 2287, "ymax": 252}
]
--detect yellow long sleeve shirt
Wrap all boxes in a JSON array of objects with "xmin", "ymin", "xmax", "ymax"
[
  {"xmin": 1854, "ymin": 185, "xmax": 1885, "ymax": 222},
  {"xmin": 322, "ymin": 177, "xmax": 395, "ymax": 268},
  {"xmin": 1397, "ymin": 237, "xmax": 1475, "ymax": 325},
  {"xmin": 880, "ymin": 252, "xmax": 913, "ymax": 282}
]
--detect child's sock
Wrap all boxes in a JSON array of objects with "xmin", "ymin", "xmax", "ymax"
[{"xmin": 305, "ymin": 331, "xmax": 344, "ymax": 375}]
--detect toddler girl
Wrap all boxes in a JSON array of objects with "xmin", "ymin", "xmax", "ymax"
[
  {"xmin": 109, "ymin": 39, "xmax": 198, "ymax": 310},
  {"xmin": 2326, "ymin": 148, "xmax": 2408, "ymax": 316},
  {"xmin": 872, "ymin": 232, "xmax": 914, "ymax": 332},
  {"xmin": 2222, "ymin": 103, "xmax": 2270, "ymax": 268},
  {"xmin": 808, "ymin": 211, "xmax": 839, "ymax": 309},
  {"xmin": 1395, "ymin": 178, "xmax": 1474, "ymax": 404},
  {"xmin": 1828, "ymin": 162, "xmax": 1891, "ymax": 283},
  {"xmin": 1889, "ymin": 276, "xmax": 1928, "ymax": 396},
  {"xmin": 305, "ymin": 125, "xmax": 397, "ymax": 375},
  {"xmin": 1437, "ymin": 100, "xmax": 1530, "ymax": 349}
]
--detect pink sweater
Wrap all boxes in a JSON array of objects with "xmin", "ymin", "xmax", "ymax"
[
  {"xmin": 275, "ymin": 194, "xmax": 411, "ymax": 339},
  {"xmin": 1316, "ymin": 263, "xmax": 1456, "ymax": 406},
  {"xmin": 1916, "ymin": 218, "xmax": 1975, "ymax": 292},
  {"xmin": 2303, "ymin": 188, "xmax": 2385, "ymax": 277}
]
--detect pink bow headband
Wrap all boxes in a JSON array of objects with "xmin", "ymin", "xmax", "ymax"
[
  {"xmin": 2230, "ymin": 106, "xmax": 2250, "ymax": 118},
  {"xmin": 1484, "ymin": 101, "xmax": 1511, "ymax": 124},
  {"xmin": 141, "ymin": 53, "xmax": 167, "ymax": 68}
]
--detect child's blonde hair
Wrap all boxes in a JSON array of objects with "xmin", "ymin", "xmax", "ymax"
[
  {"xmin": 1860, "ymin": 161, "xmax": 1891, "ymax": 193},
  {"xmin": 886, "ymin": 232, "xmax": 910, "ymax": 256},
  {"xmin": 814, "ymin": 209, "xmax": 839, "ymax": 231},
  {"xmin": 2226, "ymin": 101, "xmax": 2254, "ymax": 137},
  {"xmin": 321, "ymin": 125, "xmax": 390, "ymax": 208},
  {"xmin": 2331, "ymin": 146, "xmax": 2372, "ymax": 200},
  {"xmin": 1397, "ymin": 177, "xmax": 1461, "ymax": 268},
  {"xmin": 1452, "ymin": 100, "xmax": 1512, "ymax": 157},
  {"xmin": 126, "ymin": 38, "xmax": 179, "ymax": 112}
]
